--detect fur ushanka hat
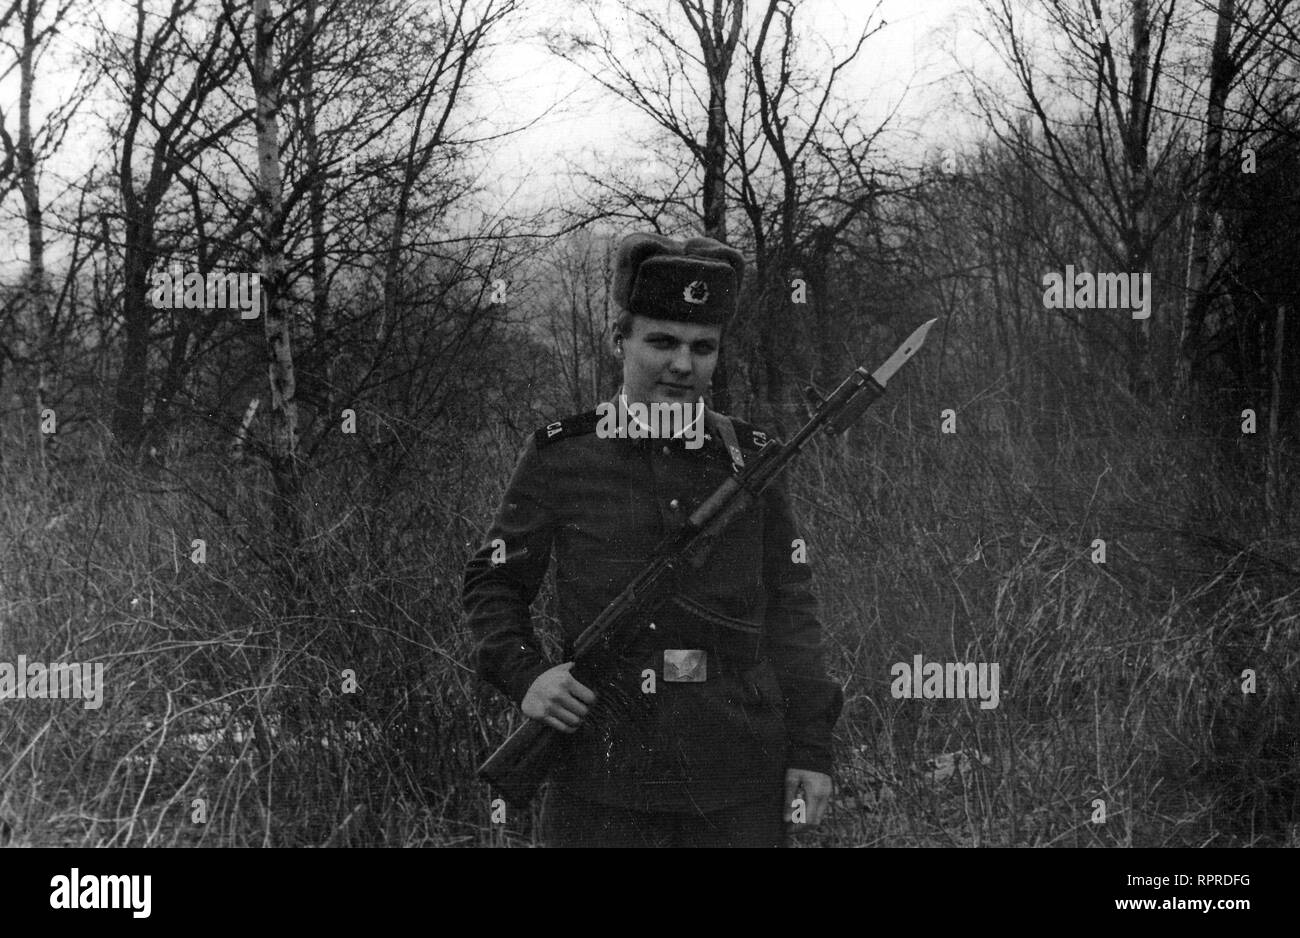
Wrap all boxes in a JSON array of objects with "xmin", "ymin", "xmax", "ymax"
[{"xmin": 612, "ymin": 232, "xmax": 745, "ymax": 326}]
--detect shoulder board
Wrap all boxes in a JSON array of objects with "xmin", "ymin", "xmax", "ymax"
[
  {"xmin": 724, "ymin": 415, "xmax": 776, "ymax": 453},
  {"xmin": 534, "ymin": 410, "xmax": 600, "ymax": 449}
]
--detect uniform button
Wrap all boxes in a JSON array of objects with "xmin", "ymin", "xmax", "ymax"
[
  {"xmin": 669, "ymin": 499, "xmax": 680, "ymax": 510},
  {"xmin": 662, "ymin": 445, "xmax": 671, "ymax": 456},
  {"xmin": 648, "ymin": 622, "xmax": 656, "ymax": 631}
]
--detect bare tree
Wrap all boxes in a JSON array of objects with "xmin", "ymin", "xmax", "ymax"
[
  {"xmin": 679, "ymin": 0, "xmax": 743, "ymax": 240},
  {"xmin": 0, "ymin": 0, "xmax": 81, "ymax": 469},
  {"xmin": 971, "ymin": 0, "xmax": 1189, "ymax": 399},
  {"xmin": 251, "ymin": 0, "xmax": 302, "ymax": 561},
  {"xmin": 738, "ymin": 0, "xmax": 886, "ymax": 419},
  {"xmin": 546, "ymin": 0, "xmax": 887, "ymax": 417},
  {"xmin": 99, "ymin": 0, "xmax": 250, "ymax": 456},
  {"xmin": 1179, "ymin": 0, "xmax": 1296, "ymax": 394},
  {"xmin": 538, "ymin": 229, "xmax": 615, "ymax": 410}
]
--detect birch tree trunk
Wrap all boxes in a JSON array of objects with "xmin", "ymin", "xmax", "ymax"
[
  {"xmin": 253, "ymin": 0, "xmax": 303, "ymax": 572},
  {"xmin": 17, "ymin": 0, "xmax": 49, "ymax": 475}
]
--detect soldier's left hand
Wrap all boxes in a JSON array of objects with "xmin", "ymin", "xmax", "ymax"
[{"xmin": 784, "ymin": 768, "xmax": 832, "ymax": 832}]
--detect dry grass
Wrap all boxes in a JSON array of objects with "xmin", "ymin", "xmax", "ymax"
[{"xmin": 1, "ymin": 389, "xmax": 1296, "ymax": 847}]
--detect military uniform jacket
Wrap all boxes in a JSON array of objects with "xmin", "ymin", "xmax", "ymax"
[{"xmin": 463, "ymin": 402, "xmax": 844, "ymax": 813}]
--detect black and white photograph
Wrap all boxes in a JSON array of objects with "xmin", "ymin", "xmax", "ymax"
[{"xmin": 0, "ymin": 0, "xmax": 1295, "ymax": 910}]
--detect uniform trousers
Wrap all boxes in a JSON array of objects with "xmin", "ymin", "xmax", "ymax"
[{"xmin": 539, "ymin": 785, "xmax": 787, "ymax": 848}]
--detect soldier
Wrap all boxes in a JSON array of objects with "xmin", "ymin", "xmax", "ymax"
[{"xmin": 463, "ymin": 232, "xmax": 843, "ymax": 847}]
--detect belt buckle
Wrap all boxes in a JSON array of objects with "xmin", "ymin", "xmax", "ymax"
[{"xmin": 663, "ymin": 649, "xmax": 708, "ymax": 682}]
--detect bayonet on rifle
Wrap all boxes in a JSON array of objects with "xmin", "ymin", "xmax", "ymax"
[{"xmin": 477, "ymin": 319, "xmax": 938, "ymax": 805}]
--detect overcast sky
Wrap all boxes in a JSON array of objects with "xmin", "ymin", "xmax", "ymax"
[
  {"xmin": 1, "ymin": 0, "xmax": 1013, "ymax": 269},
  {"xmin": 471, "ymin": 0, "xmax": 992, "ymax": 215}
]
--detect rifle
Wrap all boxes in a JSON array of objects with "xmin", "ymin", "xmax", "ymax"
[{"xmin": 477, "ymin": 318, "xmax": 938, "ymax": 805}]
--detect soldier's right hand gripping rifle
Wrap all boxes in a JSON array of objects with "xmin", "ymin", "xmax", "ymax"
[{"xmin": 477, "ymin": 319, "xmax": 938, "ymax": 806}]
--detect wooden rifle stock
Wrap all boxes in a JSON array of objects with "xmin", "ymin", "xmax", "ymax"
[{"xmin": 477, "ymin": 717, "xmax": 552, "ymax": 806}]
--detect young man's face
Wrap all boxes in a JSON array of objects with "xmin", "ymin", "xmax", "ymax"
[{"xmin": 620, "ymin": 315, "xmax": 722, "ymax": 406}]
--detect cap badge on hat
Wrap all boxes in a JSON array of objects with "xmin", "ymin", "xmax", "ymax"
[{"xmin": 613, "ymin": 233, "xmax": 743, "ymax": 325}]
